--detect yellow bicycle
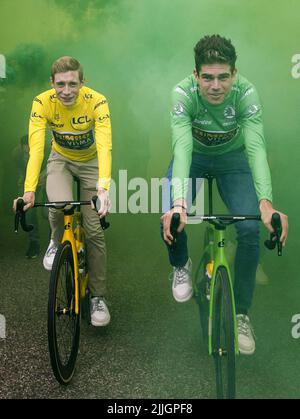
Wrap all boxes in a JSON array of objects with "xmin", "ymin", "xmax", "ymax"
[{"xmin": 15, "ymin": 180, "xmax": 109, "ymax": 385}]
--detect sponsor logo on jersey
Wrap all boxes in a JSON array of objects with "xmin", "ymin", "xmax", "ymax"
[
  {"xmin": 223, "ymin": 121, "xmax": 236, "ymax": 127},
  {"xmin": 31, "ymin": 112, "xmax": 43, "ymax": 119},
  {"xmin": 33, "ymin": 97, "xmax": 43, "ymax": 106},
  {"xmin": 224, "ymin": 106, "xmax": 236, "ymax": 119},
  {"xmin": 246, "ymin": 104, "xmax": 260, "ymax": 117},
  {"xmin": 94, "ymin": 99, "xmax": 107, "ymax": 111},
  {"xmin": 52, "ymin": 130, "xmax": 95, "ymax": 150},
  {"xmin": 84, "ymin": 93, "xmax": 93, "ymax": 99},
  {"xmin": 50, "ymin": 94, "xmax": 57, "ymax": 102},
  {"xmin": 192, "ymin": 126, "xmax": 239, "ymax": 147},
  {"xmin": 173, "ymin": 102, "xmax": 184, "ymax": 116},
  {"xmin": 50, "ymin": 122, "xmax": 64, "ymax": 128},
  {"xmin": 175, "ymin": 87, "xmax": 191, "ymax": 100},
  {"xmin": 190, "ymin": 86, "xmax": 198, "ymax": 93},
  {"xmin": 241, "ymin": 87, "xmax": 254, "ymax": 100},
  {"xmin": 98, "ymin": 114, "xmax": 110, "ymax": 122},
  {"xmin": 71, "ymin": 115, "xmax": 92, "ymax": 125},
  {"xmin": 194, "ymin": 119, "xmax": 212, "ymax": 125}
]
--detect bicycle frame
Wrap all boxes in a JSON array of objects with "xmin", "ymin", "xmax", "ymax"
[{"xmin": 61, "ymin": 205, "xmax": 90, "ymax": 315}]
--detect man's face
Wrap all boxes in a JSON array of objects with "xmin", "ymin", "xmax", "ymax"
[
  {"xmin": 194, "ymin": 63, "xmax": 236, "ymax": 105},
  {"xmin": 51, "ymin": 71, "xmax": 83, "ymax": 107}
]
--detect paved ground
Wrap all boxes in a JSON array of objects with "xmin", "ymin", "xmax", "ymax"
[{"xmin": 0, "ymin": 213, "xmax": 300, "ymax": 399}]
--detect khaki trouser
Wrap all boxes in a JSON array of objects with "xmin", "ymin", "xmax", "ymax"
[{"xmin": 46, "ymin": 150, "xmax": 107, "ymax": 297}]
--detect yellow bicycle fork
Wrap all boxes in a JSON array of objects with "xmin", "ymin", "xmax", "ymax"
[{"xmin": 61, "ymin": 211, "xmax": 88, "ymax": 315}]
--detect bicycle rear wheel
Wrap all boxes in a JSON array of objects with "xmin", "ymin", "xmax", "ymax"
[
  {"xmin": 48, "ymin": 241, "xmax": 80, "ymax": 385},
  {"xmin": 212, "ymin": 266, "xmax": 236, "ymax": 399}
]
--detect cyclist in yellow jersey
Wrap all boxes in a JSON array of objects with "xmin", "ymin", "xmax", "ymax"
[{"xmin": 13, "ymin": 56, "xmax": 112, "ymax": 326}]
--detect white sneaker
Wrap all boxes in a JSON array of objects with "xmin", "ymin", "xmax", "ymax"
[
  {"xmin": 90, "ymin": 297, "xmax": 111, "ymax": 326},
  {"xmin": 237, "ymin": 314, "xmax": 256, "ymax": 355},
  {"xmin": 171, "ymin": 258, "xmax": 193, "ymax": 303},
  {"xmin": 43, "ymin": 240, "xmax": 58, "ymax": 271}
]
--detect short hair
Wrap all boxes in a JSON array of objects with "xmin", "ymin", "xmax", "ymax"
[
  {"xmin": 51, "ymin": 56, "xmax": 84, "ymax": 82},
  {"xmin": 194, "ymin": 35, "xmax": 237, "ymax": 74}
]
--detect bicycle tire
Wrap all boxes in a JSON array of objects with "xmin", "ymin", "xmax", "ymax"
[
  {"xmin": 48, "ymin": 241, "xmax": 80, "ymax": 385},
  {"xmin": 212, "ymin": 266, "xmax": 236, "ymax": 399},
  {"xmin": 194, "ymin": 227, "xmax": 212, "ymax": 342}
]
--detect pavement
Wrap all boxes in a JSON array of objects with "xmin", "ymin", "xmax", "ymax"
[{"xmin": 1, "ymin": 213, "xmax": 300, "ymax": 399}]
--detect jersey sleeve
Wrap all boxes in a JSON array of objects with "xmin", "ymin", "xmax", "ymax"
[
  {"xmin": 238, "ymin": 86, "xmax": 273, "ymax": 202},
  {"xmin": 24, "ymin": 97, "xmax": 47, "ymax": 193},
  {"xmin": 93, "ymin": 96, "xmax": 112, "ymax": 190},
  {"xmin": 170, "ymin": 86, "xmax": 194, "ymax": 202}
]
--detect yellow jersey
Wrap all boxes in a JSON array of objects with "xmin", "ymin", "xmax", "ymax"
[{"xmin": 24, "ymin": 86, "xmax": 112, "ymax": 192}]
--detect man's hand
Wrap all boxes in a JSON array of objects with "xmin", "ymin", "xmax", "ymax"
[
  {"xmin": 259, "ymin": 199, "xmax": 288, "ymax": 246},
  {"xmin": 95, "ymin": 188, "xmax": 110, "ymax": 219},
  {"xmin": 160, "ymin": 199, "xmax": 187, "ymax": 245},
  {"xmin": 13, "ymin": 191, "xmax": 35, "ymax": 212}
]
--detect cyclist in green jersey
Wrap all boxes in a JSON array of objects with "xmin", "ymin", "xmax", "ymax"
[{"xmin": 161, "ymin": 35, "xmax": 288, "ymax": 355}]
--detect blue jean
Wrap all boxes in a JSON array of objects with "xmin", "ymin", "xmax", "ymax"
[{"xmin": 161, "ymin": 149, "xmax": 260, "ymax": 315}]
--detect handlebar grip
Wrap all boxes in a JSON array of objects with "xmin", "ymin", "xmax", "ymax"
[
  {"xmin": 271, "ymin": 212, "xmax": 282, "ymax": 232},
  {"xmin": 264, "ymin": 212, "xmax": 282, "ymax": 256},
  {"xmin": 15, "ymin": 199, "xmax": 34, "ymax": 233},
  {"xmin": 170, "ymin": 212, "xmax": 181, "ymax": 244},
  {"xmin": 92, "ymin": 196, "xmax": 110, "ymax": 231}
]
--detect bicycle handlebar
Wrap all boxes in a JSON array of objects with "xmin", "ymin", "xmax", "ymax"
[
  {"xmin": 170, "ymin": 211, "xmax": 283, "ymax": 256},
  {"xmin": 14, "ymin": 196, "xmax": 110, "ymax": 233}
]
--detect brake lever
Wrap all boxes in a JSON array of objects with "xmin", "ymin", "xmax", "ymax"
[
  {"xmin": 91, "ymin": 196, "xmax": 110, "ymax": 231},
  {"xmin": 15, "ymin": 199, "xmax": 34, "ymax": 233},
  {"xmin": 264, "ymin": 212, "xmax": 282, "ymax": 256}
]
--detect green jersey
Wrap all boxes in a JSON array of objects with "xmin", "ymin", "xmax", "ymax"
[{"xmin": 171, "ymin": 73, "xmax": 272, "ymax": 203}]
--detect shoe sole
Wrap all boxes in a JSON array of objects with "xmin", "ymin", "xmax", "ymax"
[
  {"xmin": 43, "ymin": 258, "xmax": 53, "ymax": 271},
  {"xmin": 173, "ymin": 290, "xmax": 193, "ymax": 303},
  {"xmin": 239, "ymin": 347, "xmax": 255, "ymax": 355},
  {"xmin": 91, "ymin": 318, "xmax": 111, "ymax": 327}
]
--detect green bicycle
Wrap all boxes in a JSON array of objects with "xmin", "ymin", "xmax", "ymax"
[{"xmin": 171, "ymin": 174, "xmax": 282, "ymax": 399}]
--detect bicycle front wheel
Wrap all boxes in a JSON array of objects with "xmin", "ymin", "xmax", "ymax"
[
  {"xmin": 211, "ymin": 266, "xmax": 236, "ymax": 399},
  {"xmin": 48, "ymin": 241, "xmax": 80, "ymax": 385}
]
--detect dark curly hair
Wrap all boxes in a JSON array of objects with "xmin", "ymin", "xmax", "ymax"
[{"xmin": 194, "ymin": 35, "xmax": 237, "ymax": 74}]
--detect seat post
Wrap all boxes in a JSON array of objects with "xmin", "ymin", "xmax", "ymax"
[
  {"xmin": 73, "ymin": 177, "xmax": 81, "ymax": 210},
  {"xmin": 207, "ymin": 175, "xmax": 214, "ymax": 217}
]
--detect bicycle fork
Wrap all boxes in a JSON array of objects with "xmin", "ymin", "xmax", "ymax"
[
  {"xmin": 208, "ymin": 229, "xmax": 239, "ymax": 356},
  {"xmin": 61, "ymin": 213, "xmax": 80, "ymax": 315}
]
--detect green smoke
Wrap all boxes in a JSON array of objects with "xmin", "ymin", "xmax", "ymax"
[
  {"xmin": 0, "ymin": 3, "xmax": 299, "ymax": 392},
  {"xmin": 4, "ymin": 43, "xmax": 49, "ymax": 87}
]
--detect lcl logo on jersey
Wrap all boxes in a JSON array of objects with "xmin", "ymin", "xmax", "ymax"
[{"xmin": 71, "ymin": 116, "xmax": 92, "ymax": 125}]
